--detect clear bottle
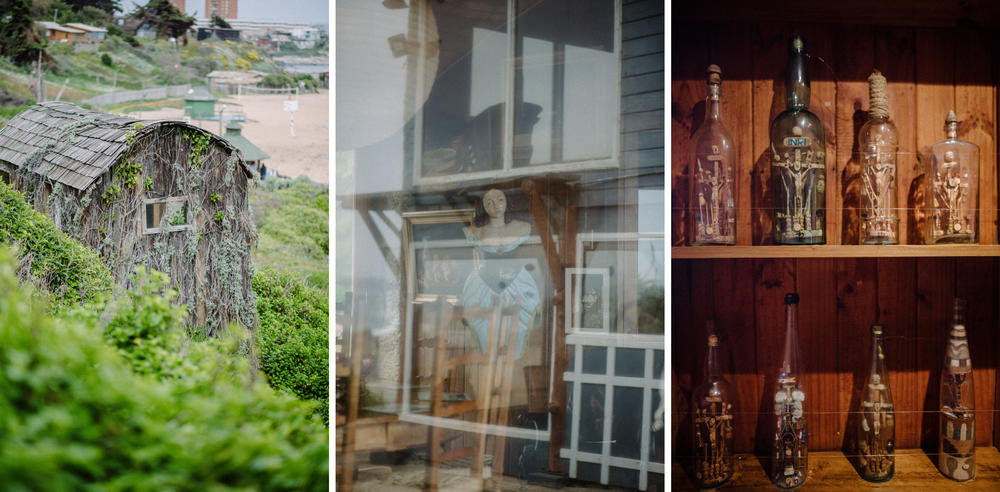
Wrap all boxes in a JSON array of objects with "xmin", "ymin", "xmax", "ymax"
[
  {"xmin": 689, "ymin": 64, "xmax": 736, "ymax": 245},
  {"xmin": 772, "ymin": 293, "xmax": 807, "ymax": 489},
  {"xmin": 939, "ymin": 298, "xmax": 975, "ymax": 481},
  {"xmin": 770, "ymin": 35, "xmax": 826, "ymax": 245},
  {"xmin": 858, "ymin": 324, "xmax": 895, "ymax": 482},
  {"xmin": 859, "ymin": 70, "xmax": 899, "ymax": 244},
  {"xmin": 692, "ymin": 322, "xmax": 735, "ymax": 488},
  {"xmin": 927, "ymin": 111, "xmax": 979, "ymax": 244}
]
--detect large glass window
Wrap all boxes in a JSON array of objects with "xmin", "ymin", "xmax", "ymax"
[{"xmin": 415, "ymin": 0, "xmax": 620, "ymax": 184}]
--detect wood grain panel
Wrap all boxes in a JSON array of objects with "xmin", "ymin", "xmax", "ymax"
[
  {"xmin": 712, "ymin": 259, "xmax": 757, "ymax": 453},
  {"xmin": 752, "ymin": 258, "xmax": 795, "ymax": 457},
  {"xmin": 833, "ymin": 258, "xmax": 877, "ymax": 457},
  {"xmin": 710, "ymin": 23, "xmax": 753, "ymax": 245},
  {"xmin": 955, "ymin": 29, "xmax": 997, "ymax": 245},
  {"xmin": 914, "ymin": 258, "xmax": 955, "ymax": 451},
  {"xmin": 876, "ymin": 257, "xmax": 919, "ymax": 449},
  {"xmin": 670, "ymin": 259, "xmax": 693, "ymax": 456},
  {"xmin": 750, "ymin": 23, "xmax": 789, "ymax": 245},
  {"xmin": 875, "ymin": 27, "xmax": 918, "ymax": 244},
  {"xmin": 797, "ymin": 258, "xmax": 839, "ymax": 451},
  {"xmin": 956, "ymin": 258, "xmax": 996, "ymax": 445},
  {"xmin": 914, "ymin": 28, "xmax": 956, "ymax": 245},
  {"xmin": 834, "ymin": 26, "xmax": 875, "ymax": 245},
  {"xmin": 797, "ymin": 24, "xmax": 839, "ymax": 245},
  {"xmin": 670, "ymin": 22, "xmax": 707, "ymax": 246}
]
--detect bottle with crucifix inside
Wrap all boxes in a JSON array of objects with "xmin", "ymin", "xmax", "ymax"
[
  {"xmin": 692, "ymin": 322, "xmax": 735, "ymax": 488},
  {"xmin": 927, "ymin": 111, "xmax": 979, "ymax": 244},
  {"xmin": 689, "ymin": 64, "xmax": 736, "ymax": 245},
  {"xmin": 858, "ymin": 324, "xmax": 895, "ymax": 482},
  {"xmin": 770, "ymin": 34, "xmax": 826, "ymax": 245},
  {"xmin": 772, "ymin": 293, "xmax": 807, "ymax": 489},
  {"xmin": 859, "ymin": 70, "xmax": 899, "ymax": 244}
]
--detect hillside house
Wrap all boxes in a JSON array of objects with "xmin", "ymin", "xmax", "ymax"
[
  {"xmin": 35, "ymin": 22, "xmax": 86, "ymax": 43},
  {"xmin": 0, "ymin": 102, "xmax": 258, "ymax": 332},
  {"xmin": 63, "ymin": 23, "xmax": 107, "ymax": 42}
]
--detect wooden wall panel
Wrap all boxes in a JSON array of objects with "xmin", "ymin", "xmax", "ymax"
[
  {"xmin": 712, "ymin": 259, "xmax": 757, "ymax": 452},
  {"xmin": 798, "ymin": 24, "xmax": 839, "ymax": 246},
  {"xmin": 877, "ymin": 257, "xmax": 919, "ymax": 449},
  {"xmin": 834, "ymin": 26, "xmax": 875, "ymax": 245},
  {"xmin": 670, "ymin": 259, "xmax": 693, "ymax": 456},
  {"xmin": 957, "ymin": 258, "xmax": 997, "ymax": 445},
  {"xmin": 834, "ymin": 258, "xmax": 877, "ymax": 454},
  {"xmin": 751, "ymin": 258, "xmax": 795, "ymax": 455},
  {"xmin": 914, "ymin": 29, "xmax": 956, "ymax": 246},
  {"xmin": 955, "ymin": 29, "xmax": 997, "ymax": 245},
  {"xmin": 669, "ymin": 23, "xmax": 706, "ymax": 246},
  {"xmin": 750, "ymin": 23, "xmax": 788, "ymax": 245},
  {"xmin": 911, "ymin": 258, "xmax": 954, "ymax": 452},
  {"xmin": 798, "ymin": 258, "xmax": 839, "ymax": 451}
]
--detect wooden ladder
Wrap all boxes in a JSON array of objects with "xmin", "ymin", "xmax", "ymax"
[{"xmin": 423, "ymin": 296, "xmax": 521, "ymax": 492}]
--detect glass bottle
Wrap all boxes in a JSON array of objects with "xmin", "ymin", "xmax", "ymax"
[
  {"xmin": 939, "ymin": 298, "xmax": 975, "ymax": 481},
  {"xmin": 858, "ymin": 324, "xmax": 895, "ymax": 482},
  {"xmin": 689, "ymin": 64, "xmax": 736, "ymax": 245},
  {"xmin": 692, "ymin": 322, "xmax": 735, "ymax": 488},
  {"xmin": 859, "ymin": 70, "xmax": 899, "ymax": 244},
  {"xmin": 772, "ymin": 293, "xmax": 807, "ymax": 489},
  {"xmin": 927, "ymin": 111, "xmax": 979, "ymax": 244},
  {"xmin": 770, "ymin": 35, "xmax": 826, "ymax": 245}
]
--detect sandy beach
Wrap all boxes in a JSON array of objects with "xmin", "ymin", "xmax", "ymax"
[{"xmin": 130, "ymin": 90, "xmax": 330, "ymax": 184}]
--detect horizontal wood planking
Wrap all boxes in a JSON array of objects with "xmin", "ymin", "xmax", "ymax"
[{"xmin": 671, "ymin": 257, "xmax": 999, "ymax": 453}]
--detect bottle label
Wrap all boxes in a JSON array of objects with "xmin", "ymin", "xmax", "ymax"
[{"xmin": 784, "ymin": 136, "xmax": 810, "ymax": 147}]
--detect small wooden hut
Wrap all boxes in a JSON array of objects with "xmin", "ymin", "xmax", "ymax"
[{"xmin": 0, "ymin": 101, "xmax": 257, "ymax": 332}]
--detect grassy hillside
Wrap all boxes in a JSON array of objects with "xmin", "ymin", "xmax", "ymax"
[{"xmin": 250, "ymin": 177, "xmax": 329, "ymax": 289}]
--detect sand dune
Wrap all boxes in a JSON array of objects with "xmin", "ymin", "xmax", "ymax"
[{"xmin": 130, "ymin": 89, "xmax": 330, "ymax": 184}]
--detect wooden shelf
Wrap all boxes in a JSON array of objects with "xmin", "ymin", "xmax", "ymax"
[
  {"xmin": 672, "ymin": 244, "xmax": 1000, "ymax": 259},
  {"xmin": 672, "ymin": 447, "xmax": 1000, "ymax": 491}
]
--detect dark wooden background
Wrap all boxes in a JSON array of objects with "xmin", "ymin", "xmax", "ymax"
[{"xmin": 670, "ymin": 19, "xmax": 1000, "ymax": 455}]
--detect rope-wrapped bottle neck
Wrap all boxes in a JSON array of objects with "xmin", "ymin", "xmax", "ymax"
[{"xmin": 868, "ymin": 70, "xmax": 889, "ymax": 120}]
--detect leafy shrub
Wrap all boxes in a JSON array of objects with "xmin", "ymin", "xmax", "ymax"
[
  {"xmin": 101, "ymin": 53, "xmax": 113, "ymax": 67},
  {"xmin": 0, "ymin": 181, "xmax": 113, "ymax": 308},
  {"xmin": 0, "ymin": 247, "xmax": 328, "ymax": 489},
  {"xmin": 254, "ymin": 266, "xmax": 329, "ymax": 424},
  {"xmin": 259, "ymin": 73, "xmax": 294, "ymax": 88},
  {"xmin": 251, "ymin": 177, "xmax": 329, "ymax": 288}
]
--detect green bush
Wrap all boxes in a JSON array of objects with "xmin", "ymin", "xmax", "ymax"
[
  {"xmin": 0, "ymin": 247, "xmax": 328, "ymax": 489},
  {"xmin": 252, "ymin": 177, "xmax": 329, "ymax": 288},
  {"xmin": 0, "ymin": 181, "xmax": 113, "ymax": 308},
  {"xmin": 259, "ymin": 73, "xmax": 294, "ymax": 88},
  {"xmin": 254, "ymin": 266, "xmax": 329, "ymax": 424},
  {"xmin": 101, "ymin": 53, "xmax": 113, "ymax": 67}
]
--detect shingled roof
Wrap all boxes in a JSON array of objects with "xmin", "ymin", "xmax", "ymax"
[{"xmin": 0, "ymin": 102, "xmax": 241, "ymax": 190}]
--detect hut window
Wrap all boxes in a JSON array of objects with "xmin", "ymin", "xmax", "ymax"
[
  {"xmin": 0, "ymin": 169, "xmax": 8, "ymax": 184},
  {"xmin": 143, "ymin": 197, "xmax": 192, "ymax": 234}
]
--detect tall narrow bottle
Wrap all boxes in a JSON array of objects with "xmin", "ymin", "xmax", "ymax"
[
  {"xmin": 692, "ymin": 323, "xmax": 735, "ymax": 488},
  {"xmin": 940, "ymin": 298, "xmax": 975, "ymax": 481},
  {"xmin": 771, "ymin": 35, "xmax": 826, "ymax": 245},
  {"xmin": 690, "ymin": 64, "xmax": 736, "ymax": 245},
  {"xmin": 858, "ymin": 324, "xmax": 894, "ymax": 482},
  {"xmin": 772, "ymin": 293, "xmax": 807, "ymax": 489},
  {"xmin": 859, "ymin": 70, "xmax": 899, "ymax": 244},
  {"xmin": 927, "ymin": 111, "xmax": 979, "ymax": 243}
]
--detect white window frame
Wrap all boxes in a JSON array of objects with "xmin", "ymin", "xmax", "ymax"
[
  {"xmin": 142, "ymin": 196, "xmax": 194, "ymax": 235},
  {"xmin": 411, "ymin": 0, "xmax": 623, "ymax": 187}
]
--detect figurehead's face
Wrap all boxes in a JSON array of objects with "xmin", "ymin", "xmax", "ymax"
[{"xmin": 483, "ymin": 189, "xmax": 507, "ymax": 220}]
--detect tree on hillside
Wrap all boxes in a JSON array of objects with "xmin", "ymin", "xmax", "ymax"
[
  {"xmin": 64, "ymin": 0, "xmax": 121, "ymax": 14},
  {"xmin": 132, "ymin": 0, "xmax": 194, "ymax": 42},
  {"xmin": 0, "ymin": 0, "xmax": 53, "ymax": 66},
  {"xmin": 211, "ymin": 14, "xmax": 231, "ymax": 29}
]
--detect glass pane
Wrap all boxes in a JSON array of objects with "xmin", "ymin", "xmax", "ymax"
[
  {"xmin": 615, "ymin": 348, "xmax": 644, "ymax": 377},
  {"xmin": 515, "ymin": 0, "xmax": 616, "ymax": 166},
  {"xmin": 420, "ymin": 2, "xmax": 508, "ymax": 177},
  {"xmin": 609, "ymin": 467, "xmax": 639, "ymax": 489},
  {"xmin": 611, "ymin": 386, "xmax": 642, "ymax": 458},
  {"xmin": 579, "ymin": 383, "xmax": 605, "ymax": 454},
  {"xmin": 650, "ymin": 389, "xmax": 664, "ymax": 463},
  {"xmin": 653, "ymin": 350, "xmax": 664, "ymax": 379},
  {"xmin": 581, "ymin": 346, "xmax": 606, "ymax": 374}
]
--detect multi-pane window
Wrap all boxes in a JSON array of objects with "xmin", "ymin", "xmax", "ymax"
[
  {"xmin": 143, "ymin": 197, "xmax": 191, "ymax": 234},
  {"xmin": 414, "ymin": 0, "xmax": 620, "ymax": 184}
]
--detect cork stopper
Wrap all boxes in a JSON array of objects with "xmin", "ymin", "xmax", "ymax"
[
  {"xmin": 708, "ymin": 334, "xmax": 719, "ymax": 347},
  {"xmin": 945, "ymin": 110, "xmax": 959, "ymax": 138},
  {"xmin": 707, "ymin": 64, "xmax": 722, "ymax": 85},
  {"xmin": 868, "ymin": 70, "xmax": 889, "ymax": 119},
  {"xmin": 790, "ymin": 34, "xmax": 804, "ymax": 52},
  {"xmin": 871, "ymin": 324, "xmax": 883, "ymax": 335},
  {"xmin": 785, "ymin": 293, "xmax": 799, "ymax": 304}
]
